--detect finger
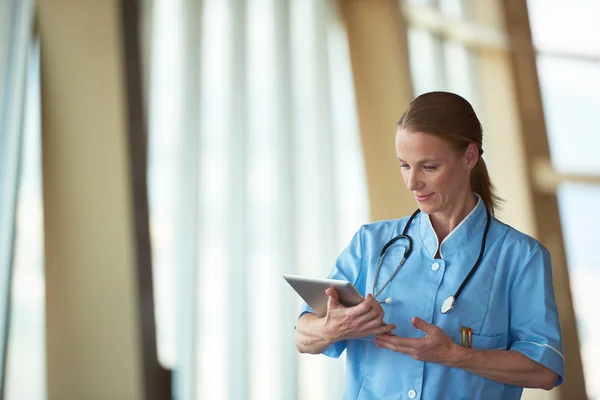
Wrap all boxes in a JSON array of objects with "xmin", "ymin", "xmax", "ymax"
[
  {"xmin": 359, "ymin": 316, "xmax": 392, "ymax": 332},
  {"xmin": 374, "ymin": 340, "xmax": 415, "ymax": 355},
  {"xmin": 412, "ymin": 317, "xmax": 437, "ymax": 334},
  {"xmin": 354, "ymin": 303, "xmax": 383, "ymax": 325},
  {"xmin": 373, "ymin": 324, "xmax": 397, "ymax": 335},
  {"xmin": 348, "ymin": 295, "xmax": 375, "ymax": 317},
  {"xmin": 364, "ymin": 324, "xmax": 397, "ymax": 337},
  {"xmin": 374, "ymin": 335, "xmax": 423, "ymax": 349},
  {"xmin": 326, "ymin": 288, "xmax": 342, "ymax": 309},
  {"xmin": 364, "ymin": 294, "xmax": 383, "ymax": 310}
]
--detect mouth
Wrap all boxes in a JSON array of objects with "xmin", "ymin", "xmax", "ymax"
[{"xmin": 414, "ymin": 193, "xmax": 435, "ymax": 202}]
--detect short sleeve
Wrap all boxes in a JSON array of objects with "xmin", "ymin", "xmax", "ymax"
[
  {"xmin": 298, "ymin": 226, "xmax": 365, "ymax": 358},
  {"xmin": 508, "ymin": 245, "xmax": 565, "ymax": 386}
]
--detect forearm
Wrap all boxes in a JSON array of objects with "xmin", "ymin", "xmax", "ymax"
[
  {"xmin": 294, "ymin": 313, "xmax": 336, "ymax": 354},
  {"xmin": 448, "ymin": 347, "xmax": 559, "ymax": 390}
]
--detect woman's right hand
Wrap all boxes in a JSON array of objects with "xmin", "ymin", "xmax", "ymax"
[{"xmin": 322, "ymin": 287, "xmax": 396, "ymax": 342}]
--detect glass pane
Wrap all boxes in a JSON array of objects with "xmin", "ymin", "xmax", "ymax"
[
  {"xmin": 407, "ymin": 27, "xmax": 446, "ymax": 95},
  {"xmin": 407, "ymin": 30, "xmax": 480, "ymax": 112},
  {"xmin": 537, "ymin": 56, "xmax": 600, "ymax": 174},
  {"xmin": 404, "ymin": 0, "xmax": 435, "ymax": 5},
  {"xmin": 5, "ymin": 39, "xmax": 45, "ymax": 400},
  {"xmin": 440, "ymin": 0, "xmax": 465, "ymax": 19},
  {"xmin": 443, "ymin": 40, "xmax": 476, "ymax": 106},
  {"xmin": 557, "ymin": 183, "xmax": 600, "ymax": 398},
  {"xmin": 528, "ymin": 0, "xmax": 600, "ymax": 56}
]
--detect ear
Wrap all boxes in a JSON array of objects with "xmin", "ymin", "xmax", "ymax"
[{"xmin": 464, "ymin": 143, "xmax": 479, "ymax": 170}]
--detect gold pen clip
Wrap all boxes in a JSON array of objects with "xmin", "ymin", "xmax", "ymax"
[
  {"xmin": 461, "ymin": 326, "xmax": 472, "ymax": 348},
  {"xmin": 466, "ymin": 327, "xmax": 472, "ymax": 348}
]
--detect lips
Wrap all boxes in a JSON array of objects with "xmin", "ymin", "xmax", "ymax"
[{"xmin": 415, "ymin": 193, "xmax": 434, "ymax": 202}]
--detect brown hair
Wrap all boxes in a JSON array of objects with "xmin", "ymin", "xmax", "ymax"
[{"xmin": 397, "ymin": 91, "xmax": 502, "ymax": 216}]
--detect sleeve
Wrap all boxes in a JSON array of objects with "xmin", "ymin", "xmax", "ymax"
[
  {"xmin": 297, "ymin": 225, "xmax": 365, "ymax": 358},
  {"xmin": 508, "ymin": 244, "xmax": 565, "ymax": 386}
]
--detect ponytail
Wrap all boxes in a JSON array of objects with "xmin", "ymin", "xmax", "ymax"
[{"xmin": 470, "ymin": 158, "xmax": 502, "ymax": 217}]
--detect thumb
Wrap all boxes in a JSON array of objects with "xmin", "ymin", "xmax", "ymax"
[
  {"xmin": 412, "ymin": 317, "xmax": 435, "ymax": 333},
  {"xmin": 326, "ymin": 287, "xmax": 342, "ymax": 308}
]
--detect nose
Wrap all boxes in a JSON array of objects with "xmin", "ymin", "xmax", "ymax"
[{"xmin": 405, "ymin": 169, "xmax": 423, "ymax": 192}]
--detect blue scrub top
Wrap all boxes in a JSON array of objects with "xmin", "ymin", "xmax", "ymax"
[{"xmin": 300, "ymin": 197, "xmax": 564, "ymax": 400}]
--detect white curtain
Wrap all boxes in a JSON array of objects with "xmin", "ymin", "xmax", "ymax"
[
  {"xmin": 147, "ymin": 0, "xmax": 369, "ymax": 399},
  {"xmin": 4, "ymin": 38, "xmax": 45, "ymax": 400},
  {"xmin": 0, "ymin": 0, "xmax": 37, "ymax": 397}
]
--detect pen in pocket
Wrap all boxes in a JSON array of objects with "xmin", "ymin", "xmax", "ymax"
[{"xmin": 461, "ymin": 326, "xmax": 472, "ymax": 348}]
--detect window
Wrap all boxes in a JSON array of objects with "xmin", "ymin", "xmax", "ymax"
[
  {"xmin": 403, "ymin": 0, "xmax": 479, "ymax": 112},
  {"xmin": 0, "ymin": 1, "xmax": 39, "ymax": 398},
  {"xmin": 528, "ymin": 0, "xmax": 600, "ymax": 397},
  {"xmin": 4, "ymin": 38, "xmax": 45, "ymax": 400},
  {"xmin": 147, "ymin": 1, "xmax": 368, "ymax": 399}
]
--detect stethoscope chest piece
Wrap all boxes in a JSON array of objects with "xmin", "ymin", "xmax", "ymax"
[{"xmin": 441, "ymin": 295, "xmax": 455, "ymax": 314}]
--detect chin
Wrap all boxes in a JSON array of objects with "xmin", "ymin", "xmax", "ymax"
[
  {"xmin": 416, "ymin": 204, "xmax": 437, "ymax": 215},
  {"xmin": 416, "ymin": 199, "xmax": 444, "ymax": 215}
]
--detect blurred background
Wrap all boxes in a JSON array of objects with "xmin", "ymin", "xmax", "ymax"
[{"xmin": 1, "ymin": 0, "xmax": 599, "ymax": 399}]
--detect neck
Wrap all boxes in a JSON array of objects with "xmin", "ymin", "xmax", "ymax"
[{"xmin": 430, "ymin": 192, "xmax": 477, "ymax": 243}]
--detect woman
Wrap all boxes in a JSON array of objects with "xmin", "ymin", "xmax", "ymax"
[{"xmin": 294, "ymin": 92, "xmax": 563, "ymax": 399}]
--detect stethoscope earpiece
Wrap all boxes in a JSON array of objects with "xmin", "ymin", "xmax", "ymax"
[{"xmin": 379, "ymin": 297, "xmax": 393, "ymax": 304}]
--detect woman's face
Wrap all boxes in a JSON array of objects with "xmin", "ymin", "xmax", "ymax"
[{"xmin": 394, "ymin": 129, "xmax": 477, "ymax": 216}]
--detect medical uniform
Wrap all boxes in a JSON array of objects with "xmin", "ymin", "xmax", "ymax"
[{"xmin": 300, "ymin": 196, "xmax": 564, "ymax": 400}]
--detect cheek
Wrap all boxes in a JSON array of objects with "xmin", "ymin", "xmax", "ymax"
[
  {"xmin": 443, "ymin": 170, "xmax": 467, "ymax": 193},
  {"xmin": 429, "ymin": 170, "xmax": 456, "ymax": 193},
  {"xmin": 427, "ymin": 172, "xmax": 445, "ymax": 189}
]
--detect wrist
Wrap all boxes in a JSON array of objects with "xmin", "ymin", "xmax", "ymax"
[
  {"xmin": 319, "ymin": 317, "xmax": 339, "ymax": 344},
  {"xmin": 446, "ymin": 343, "xmax": 470, "ymax": 368}
]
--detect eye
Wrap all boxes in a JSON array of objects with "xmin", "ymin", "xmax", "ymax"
[
  {"xmin": 423, "ymin": 165, "xmax": 438, "ymax": 171},
  {"xmin": 400, "ymin": 164, "xmax": 410, "ymax": 169}
]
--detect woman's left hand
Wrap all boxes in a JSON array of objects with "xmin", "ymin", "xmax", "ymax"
[{"xmin": 373, "ymin": 317, "xmax": 461, "ymax": 366}]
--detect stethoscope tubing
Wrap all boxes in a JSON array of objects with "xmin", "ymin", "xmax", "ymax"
[{"xmin": 371, "ymin": 207, "xmax": 491, "ymax": 313}]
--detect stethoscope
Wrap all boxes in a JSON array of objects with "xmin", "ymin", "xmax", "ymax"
[{"xmin": 372, "ymin": 207, "xmax": 491, "ymax": 314}]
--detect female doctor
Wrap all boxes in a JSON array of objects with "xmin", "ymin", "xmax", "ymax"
[{"xmin": 294, "ymin": 92, "xmax": 564, "ymax": 400}]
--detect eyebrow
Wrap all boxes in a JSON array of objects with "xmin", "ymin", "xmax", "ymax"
[{"xmin": 396, "ymin": 157, "xmax": 441, "ymax": 164}]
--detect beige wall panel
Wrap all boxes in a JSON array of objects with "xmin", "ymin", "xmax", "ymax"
[{"xmin": 39, "ymin": 0, "xmax": 143, "ymax": 399}]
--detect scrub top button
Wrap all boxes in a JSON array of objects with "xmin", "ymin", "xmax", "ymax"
[
  {"xmin": 408, "ymin": 389, "xmax": 417, "ymax": 398},
  {"xmin": 431, "ymin": 262, "xmax": 440, "ymax": 271}
]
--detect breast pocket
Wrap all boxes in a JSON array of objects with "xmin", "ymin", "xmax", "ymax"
[
  {"xmin": 471, "ymin": 332, "xmax": 508, "ymax": 350},
  {"xmin": 436, "ymin": 332, "xmax": 509, "ymax": 400},
  {"xmin": 450, "ymin": 330, "xmax": 508, "ymax": 350}
]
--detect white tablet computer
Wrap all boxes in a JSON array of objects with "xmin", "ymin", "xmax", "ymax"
[{"xmin": 283, "ymin": 274, "xmax": 364, "ymax": 317}]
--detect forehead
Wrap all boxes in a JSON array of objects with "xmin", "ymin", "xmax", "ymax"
[{"xmin": 395, "ymin": 129, "xmax": 454, "ymax": 159}]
